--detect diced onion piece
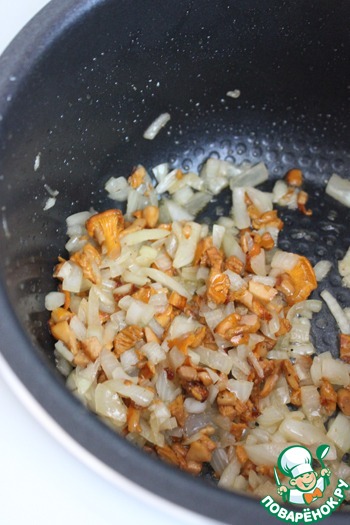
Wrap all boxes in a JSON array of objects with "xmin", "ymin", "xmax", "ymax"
[
  {"xmin": 95, "ymin": 382, "xmax": 127, "ymax": 423},
  {"xmin": 321, "ymin": 290, "xmax": 350, "ymax": 334},
  {"xmin": 212, "ymin": 224, "xmax": 226, "ymax": 249},
  {"xmin": 183, "ymin": 191, "xmax": 212, "ymax": 216},
  {"xmin": 339, "ymin": 247, "xmax": 350, "ymax": 277},
  {"xmin": 126, "ymin": 299, "xmax": 155, "ymax": 326},
  {"xmin": 164, "ymin": 199, "xmax": 194, "ymax": 222},
  {"xmin": 222, "ymin": 233, "xmax": 246, "ymax": 262},
  {"xmin": 105, "ymin": 176, "xmax": 130, "ymax": 202},
  {"xmin": 257, "ymin": 406, "xmax": 287, "ymax": 428},
  {"xmin": 57, "ymin": 261, "xmax": 83, "ymax": 293},
  {"xmin": 270, "ymin": 250, "xmax": 299, "ymax": 271},
  {"xmin": 272, "ymin": 180, "xmax": 288, "ymax": 203},
  {"xmin": 250, "ymin": 250, "xmax": 266, "ymax": 276},
  {"xmin": 55, "ymin": 340, "xmax": 74, "ymax": 363},
  {"xmin": 45, "ymin": 291, "xmax": 65, "ymax": 310},
  {"xmin": 232, "ymin": 187, "xmax": 250, "ymax": 229},
  {"xmin": 279, "ymin": 417, "xmax": 327, "ymax": 445},
  {"xmin": 218, "ymin": 457, "xmax": 241, "ymax": 489},
  {"xmin": 226, "ymin": 379, "xmax": 253, "ymax": 402},
  {"xmin": 143, "ymin": 112, "xmax": 171, "ymax": 140},
  {"xmin": 122, "ymin": 228, "xmax": 170, "ymax": 246},
  {"xmin": 173, "ymin": 221, "xmax": 202, "ymax": 269},
  {"xmin": 326, "ymin": 173, "xmax": 350, "ymax": 207},
  {"xmin": 313, "ymin": 260, "xmax": 332, "ymax": 282},
  {"xmin": 110, "ymin": 379, "xmax": 154, "ymax": 407},
  {"xmin": 210, "ymin": 448, "xmax": 229, "ymax": 475},
  {"xmin": 43, "ymin": 197, "xmax": 56, "ymax": 210},
  {"xmin": 245, "ymin": 442, "xmax": 288, "ymax": 466},
  {"xmin": 167, "ymin": 314, "xmax": 202, "ymax": 339},
  {"xmin": 320, "ymin": 355, "xmax": 350, "ymax": 386},
  {"xmin": 145, "ymin": 267, "xmax": 191, "ymax": 299},
  {"xmin": 226, "ymin": 90, "xmax": 240, "ymax": 99},
  {"xmin": 140, "ymin": 342, "xmax": 166, "ymax": 365},
  {"xmin": 184, "ymin": 398, "xmax": 207, "ymax": 414},
  {"xmin": 168, "ymin": 346, "xmax": 186, "ymax": 369},
  {"xmin": 286, "ymin": 300, "xmax": 323, "ymax": 321},
  {"xmin": 230, "ymin": 162, "xmax": 269, "ymax": 189},
  {"xmin": 152, "ymin": 162, "xmax": 169, "ymax": 183},
  {"xmin": 156, "ymin": 369, "xmax": 180, "ymax": 402},
  {"xmin": 194, "ymin": 346, "xmax": 233, "ymax": 374},
  {"xmin": 246, "ymin": 188, "xmax": 273, "ymax": 214},
  {"xmin": 126, "ymin": 188, "xmax": 148, "ymax": 216},
  {"xmin": 327, "ymin": 412, "xmax": 350, "ymax": 453},
  {"xmin": 70, "ymin": 315, "xmax": 87, "ymax": 341},
  {"xmin": 173, "ymin": 186, "xmax": 194, "ymax": 206},
  {"xmin": 290, "ymin": 317, "xmax": 311, "ymax": 343},
  {"xmin": 300, "ymin": 386, "xmax": 322, "ymax": 423}
]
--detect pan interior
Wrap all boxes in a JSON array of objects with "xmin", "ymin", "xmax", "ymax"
[{"xmin": 0, "ymin": 0, "xmax": 349, "ymax": 518}]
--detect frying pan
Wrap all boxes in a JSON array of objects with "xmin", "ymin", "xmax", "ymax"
[{"xmin": 0, "ymin": 0, "xmax": 349, "ymax": 523}]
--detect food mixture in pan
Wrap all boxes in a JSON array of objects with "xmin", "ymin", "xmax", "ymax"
[{"xmin": 45, "ymin": 158, "xmax": 350, "ymax": 500}]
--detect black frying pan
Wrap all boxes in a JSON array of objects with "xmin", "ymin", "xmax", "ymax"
[{"xmin": 0, "ymin": 1, "xmax": 349, "ymax": 523}]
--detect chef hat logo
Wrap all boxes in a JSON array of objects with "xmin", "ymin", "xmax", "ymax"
[{"xmin": 278, "ymin": 445, "xmax": 314, "ymax": 479}]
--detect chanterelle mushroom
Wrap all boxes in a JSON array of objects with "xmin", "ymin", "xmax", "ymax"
[{"xmin": 86, "ymin": 209, "xmax": 124, "ymax": 258}]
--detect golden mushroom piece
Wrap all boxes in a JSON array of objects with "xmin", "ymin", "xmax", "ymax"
[{"xmin": 86, "ymin": 209, "xmax": 124, "ymax": 258}]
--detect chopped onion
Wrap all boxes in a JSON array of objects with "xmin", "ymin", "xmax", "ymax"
[
  {"xmin": 163, "ymin": 199, "xmax": 194, "ymax": 222},
  {"xmin": 326, "ymin": 173, "xmax": 350, "ymax": 207},
  {"xmin": 272, "ymin": 180, "xmax": 288, "ymax": 203},
  {"xmin": 168, "ymin": 346, "xmax": 186, "ymax": 369},
  {"xmin": 125, "ymin": 299, "xmax": 155, "ymax": 326},
  {"xmin": 172, "ymin": 221, "xmax": 202, "ymax": 269},
  {"xmin": 279, "ymin": 417, "xmax": 327, "ymax": 445},
  {"xmin": 194, "ymin": 346, "xmax": 233, "ymax": 374},
  {"xmin": 232, "ymin": 187, "xmax": 250, "ymax": 229},
  {"xmin": 156, "ymin": 369, "xmax": 180, "ymax": 402},
  {"xmin": 145, "ymin": 267, "xmax": 192, "ymax": 299},
  {"xmin": 167, "ymin": 314, "xmax": 201, "ymax": 339},
  {"xmin": 143, "ymin": 112, "xmax": 171, "ymax": 140},
  {"xmin": 152, "ymin": 162, "xmax": 169, "ymax": 182},
  {"xmin": 230, "ymin": 162, "xmax": 269, "ymax": 189},
  {"xmin": 184, "ymin": 413, "xmax": 212, "ymax": 437},
  {"xmin": 57, "ymin": 261, "xmax": 83, "ymax": 293},
  {"xmin": 218, "ymin": 457, "xmax": 241, "ymax": 489},
  {"xmin": 141, "ymin": 342, "xmax": 166, "ymax": 365},
  {"xmin": 270, "ymin": 250, "xmax": 299, "ymax": 271},
  {"xmin": 55, "ymin": 340, "xmax": 74, "ymax": 363},
  {"xmin": 320, "ymin": 289, "xmax": 350, "ymax": 334},
  {"xmin": 246, "ymin": 188, "xmax": 273, "ymax": 214},
  {"xmin": 210, "ymin": 448, "xmax": 229, "ymax": 475},
  {"xmin": 327, "ymin": 413, "xmax": 350, "ymax": 453},
  {"xmin": 245, "ymin": 442, "xmax": 287, "ymax": 466},
  {"xmin": 290, "ymin": 317, "xmax": 311, "ymax": 343},
  {"xmin": 257, "ymin": 406, "xmax": 287, "ymax": 428},
  {"xmin": 184, "ymin": 398, "xmax": 207, "ymax": 414},
  {"xmin": 226, "ymin": 379, "xmax": 253, "ymax": 402},
  {"xmin": 300, "ymin": 386, "xmax": 322, "ymax": 423},
  {"xmin": 173, "ymin": 186, "xmax": 194, "ymax": 206},
  {"xmin": 313, "ymin": 260, "xmax": 332, "ymax": 282},
  {"xmin": 183, "ymin": 191, "xmax": 212, "ymax": 215},
  {"xmin": 45, "ymin": 291, "xmax": 65, "ymax": 311},
  {"xmin": 109, "ymin": 379, "xmax": 154, "ymax": 407},
  {"xmin": 122, "ymin": 228, "xmax": 170, "ymax": 246},
  {"xmin": 286, "ymin": 300, "xmax": 323, "ymax": 322},
  {"xmin": 105, "ymin": 176, "xmax": 130, "ymax": 202},
  {"xmin": 250, "ymin": 250, "xmax": 266, "ymax": 276},
  {"xmin": 95, "ymin": 382, "xmax": 127, "ymax": 423}
]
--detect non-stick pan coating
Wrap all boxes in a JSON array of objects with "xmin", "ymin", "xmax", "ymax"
[{"xmin": 0, "ymin": 0, "xmax": 349, "ymax": 523}]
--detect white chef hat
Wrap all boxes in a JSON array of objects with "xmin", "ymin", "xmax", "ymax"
[{"xmin": 278, "ymin": 445, "xmax": 314, "ymax": 479}]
